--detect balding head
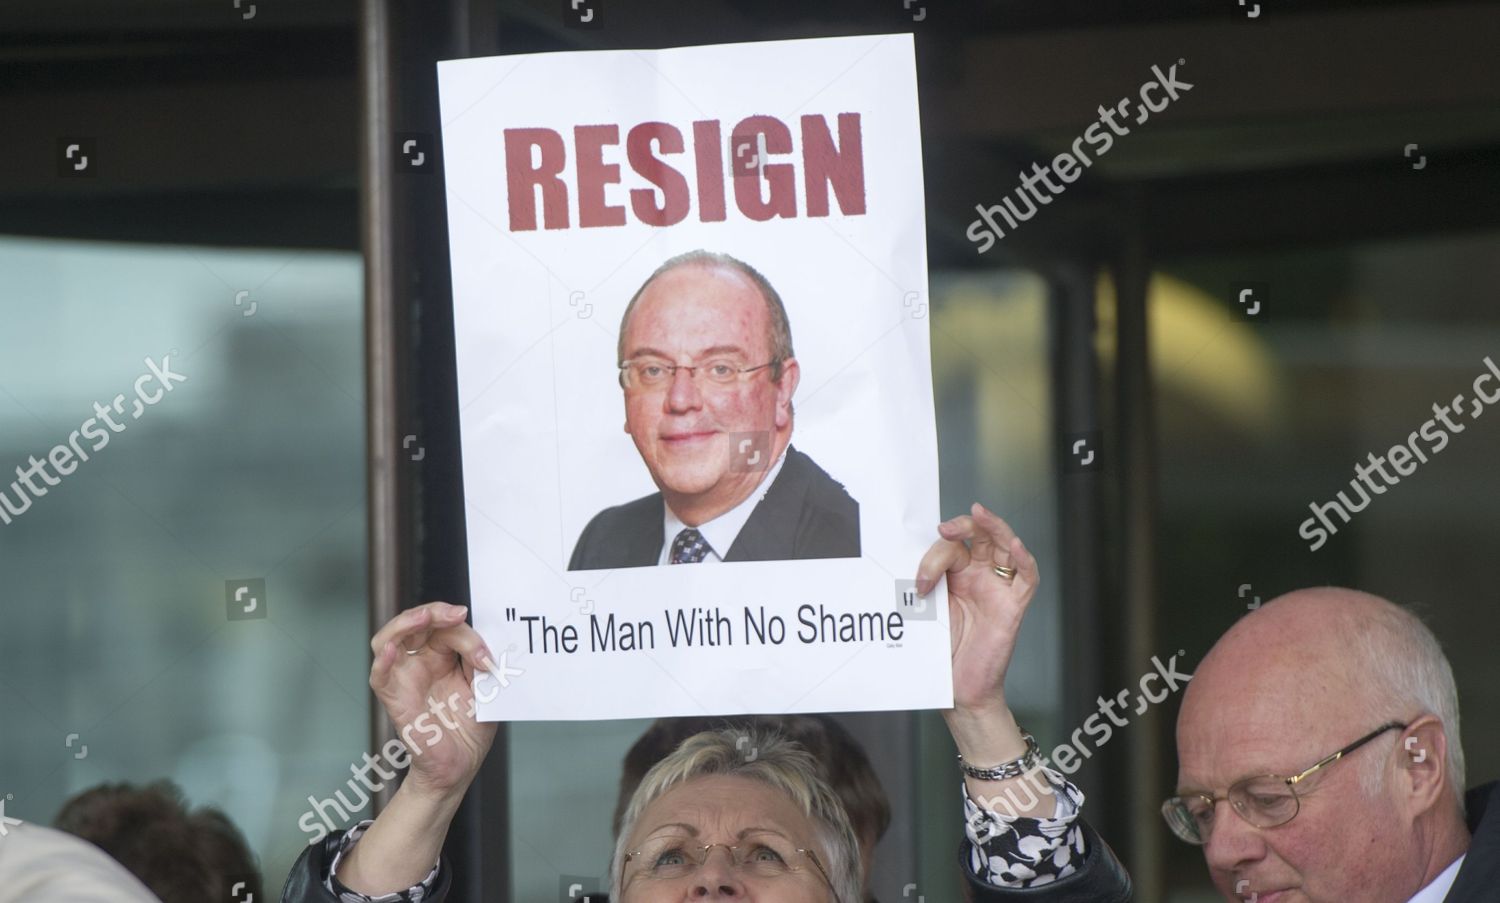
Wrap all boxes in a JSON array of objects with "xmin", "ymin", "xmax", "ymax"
[{"xmin": 1174, "ymin": 587, "xmax": 1469, "ymax": 902}]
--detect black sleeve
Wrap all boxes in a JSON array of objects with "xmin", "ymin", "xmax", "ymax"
[
  {"xmin": 962, "ymin": 818, "xmax": 1131, "ymax": 903},
  {"xmin": 278, "ymin": 830, "xmax": 453, "ymax": 903}
]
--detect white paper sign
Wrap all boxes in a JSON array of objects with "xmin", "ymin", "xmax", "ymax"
[{"xmin": 437, "ymin": 33, "xmax": 948, "ymax": 721}]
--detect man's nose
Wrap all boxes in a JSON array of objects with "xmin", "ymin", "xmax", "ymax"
[
  {"xmin": 1202, "ymin": 800, "xmax": 1266, "ymax": 877},
  {"xmin": 665, "ymin": 366, "xmax": 704, "ymax": 413}
]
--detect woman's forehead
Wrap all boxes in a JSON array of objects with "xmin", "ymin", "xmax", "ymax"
[{"xmin": 636, "ymin": 774, "xmax": 813, "ymax": 838}]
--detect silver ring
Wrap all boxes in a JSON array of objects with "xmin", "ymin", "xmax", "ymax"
[{"xmin": 993, "ymin": 564, "xmax": 1017, "ymax": 581}]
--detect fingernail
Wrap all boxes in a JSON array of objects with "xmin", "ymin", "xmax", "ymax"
[{"xmin": 482, "ymin": 655, "xmax": 499, "ymax": 673}]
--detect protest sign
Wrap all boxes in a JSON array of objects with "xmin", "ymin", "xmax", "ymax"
[{"xmin": 437, "ymin": 33, "xmax": 947, "ymax": 720}]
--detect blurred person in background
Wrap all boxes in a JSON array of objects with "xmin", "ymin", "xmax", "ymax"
[{"xmin": 54, "ymin": 779, "xmax": 264, "ymax": 903}]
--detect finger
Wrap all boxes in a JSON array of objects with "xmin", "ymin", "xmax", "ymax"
[
  {"xmin": 370, "ymin": 601, "xmax": 467, "ymax": 656},
  {"xmin": 917, "ymin": 538, "xmax": 970, "ymax": 596},
  {"xmin": 369, "ymin": 640, "xmax": 398, "ymax": 693},
  {"xmin": 426, "ymin": 622, "xmax": 497, "ymax": 677},
  {"xmin": 971, "ymin": 503, "xmax": 1020, "ymax": 563},
  {"xmin": 938, "ymin": 512, "xmax": 999, "ymax": 563},
  {"xmin": 1009, "ymin": 534, "xmax": 1040, "ymax": 593}
]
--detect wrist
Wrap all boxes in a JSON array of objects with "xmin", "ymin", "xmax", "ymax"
[
  {"xmin": 943, "ymin": 702, "xmax": 1028, "ymax": 762},
  {"xmin": 400, "ymin": 772, "xmax": 472, "ymax": 812}
]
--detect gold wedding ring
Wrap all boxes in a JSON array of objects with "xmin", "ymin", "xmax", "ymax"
[{"xmin": 993, "ymin": 564, "xmax": 1017, "ymax": 581}]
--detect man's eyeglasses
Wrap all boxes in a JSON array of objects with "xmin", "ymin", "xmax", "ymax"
[
  {"xmin": 1161, "ymin": 721, "xmax": 1407, "ymax": 845},
  {"xmin": 619, "ymin": 357, "xmax": 778, "ymax": 390},
  {"xmin": 622, "ymin": 834, "xmax": 832, "ymax": 888}
]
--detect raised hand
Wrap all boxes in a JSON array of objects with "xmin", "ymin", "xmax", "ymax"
[
  {"xmin": 336, "ymin": 601, "xmax": 499, "ymax": 893},
  {"xmin": 917, "ymin": 503, "xmax": 1038, "ymax": 712},
  {"xmin": 917, "ymin": 503, "xmax": 1049, "ymax": 815},
  {"xmin": 368, "ymin": 601, "xmax": 500, "ymax": 794}
]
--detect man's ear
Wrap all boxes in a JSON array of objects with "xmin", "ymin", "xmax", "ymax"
[
  {"xmin": 1396, "ymin": 715, "xmax": 1449, "ymax": 816},
  {"xmin": 773, "ymin": 358, "xmax": 800, "ymax": 429}
]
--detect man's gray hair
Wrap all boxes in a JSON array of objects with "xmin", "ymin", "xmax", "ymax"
[
  {"xmin": 1353, "ymin": 600, "xmax": 1465, "ymax": 807},
  {"xmin": 616, "ymin": 249, "xmax": 795, "ymax": 381},
  {"xmin": 610, "ymin": 727, "xmax": 861, "ymax": 903}
]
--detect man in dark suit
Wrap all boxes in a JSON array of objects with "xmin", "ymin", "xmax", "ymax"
[
  {"xmin": 569, "ymin": 249, "xmax": 859, "ymax": 570},
  {"xmin": 1166, "ymin": 587, "xmax": 1496, "ymax": 901}
]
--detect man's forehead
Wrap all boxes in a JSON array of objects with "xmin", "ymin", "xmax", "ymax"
[
  {"xmin": 1176, "ymin": 643, "xmax": 1366, "ymax": 788},
  {"xmin": 635, "ymin": 263, "xmax": 765, "ymax": 315}
]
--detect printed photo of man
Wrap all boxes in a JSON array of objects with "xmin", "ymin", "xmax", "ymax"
[{"xmin": 568, "ymin": 249, "xmax": 860, "ymax": 570}]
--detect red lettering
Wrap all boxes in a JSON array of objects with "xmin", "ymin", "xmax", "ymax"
[
  {"xmin": 731, "ymin": 115, "xmax": 796, "ymax": 221},
  {"xmin": 501, "ymin": 113, "xmax": 870, "ymax": 231},
  {"xmin": 693, "ymin": 120, "xmax": 726, "ymax": 223},
  {"xmin": 802, "ymin": 113, "xmax": 865, "ymax": 217},
  {"xmin": 626, "ymin": 123, "xmax": 690, "ymax": 227},
  {"xmin": 504, "ymin": 128, "xmax": 569, "ymax": 231},
  {"xmin": 575, "ymin": 124, "xmax": 626, "ymax": 228}
]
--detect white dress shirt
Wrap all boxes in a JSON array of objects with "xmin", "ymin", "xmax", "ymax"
[
  {"xmin": 1407, "ymin": 853, "xmax": 1464, "ymax": 903},
  {"xmin": 657, "ymin": 448, "xmax": 787, "ymax": 564}
]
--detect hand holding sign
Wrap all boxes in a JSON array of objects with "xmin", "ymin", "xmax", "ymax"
[
  {"xmin": 919, "ymin": 503, "xmax": 1037, "ymax": 713},
  {"xmin": 336, "ymin": 602, "xmax": 498, "ymax": 893},
  {"xmin": 919, "ymin": 504, "xmax": 1053, "ymax": 817}
]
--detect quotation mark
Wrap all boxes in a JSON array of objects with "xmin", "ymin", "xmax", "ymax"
[
  {"xmin": 1404, "ymin": 143, "xmax": 1426, "ymax": 170},
  {"xmin": 226, "ymin": 579, "xmax": 267, "ymax": 621},
  {"xmin": 65, "ymin": 733, "xmax": 88, "ymax": 759},
  {"xmin": 1239, "ymin": 584, "xmax": 1261, "ymax": 610},
  {"xmin": 894, "ymin": 578, "xmax": 934, "ymax": 620},
  {"xmin": 234, "ymin": 290, "xmax": 257, "ymax": 317}
]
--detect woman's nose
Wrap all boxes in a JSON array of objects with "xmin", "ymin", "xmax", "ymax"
[{"xmin": 689, "ymin": 845, "xmax": 744, "ymax": 898}]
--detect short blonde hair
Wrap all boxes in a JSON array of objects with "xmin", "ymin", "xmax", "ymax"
[{"xmin": 611, "ymin": 727, "xmax": 861, "ymax": 903}]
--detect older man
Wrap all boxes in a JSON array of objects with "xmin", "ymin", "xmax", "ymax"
[
  {"xmin": 568, "ymin": 249, "xmax": 860, "ymax": 570},
  {"xmin": 1166, "ymin": 587, "xmax": 1497, "ymax": 901}
]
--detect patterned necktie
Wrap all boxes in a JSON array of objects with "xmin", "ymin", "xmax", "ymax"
[{"xmin": 670, "ymin": 527, "xmax": 713, "ymax": 564}]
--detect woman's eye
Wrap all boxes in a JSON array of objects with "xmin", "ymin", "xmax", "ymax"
[
  {"xmin": 653, "ymin": 848, "xmax": 687, "ymax": 866},
  {"xmin": 749, "ymin": 845, "xmax": 785, "ymax": 863}
]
